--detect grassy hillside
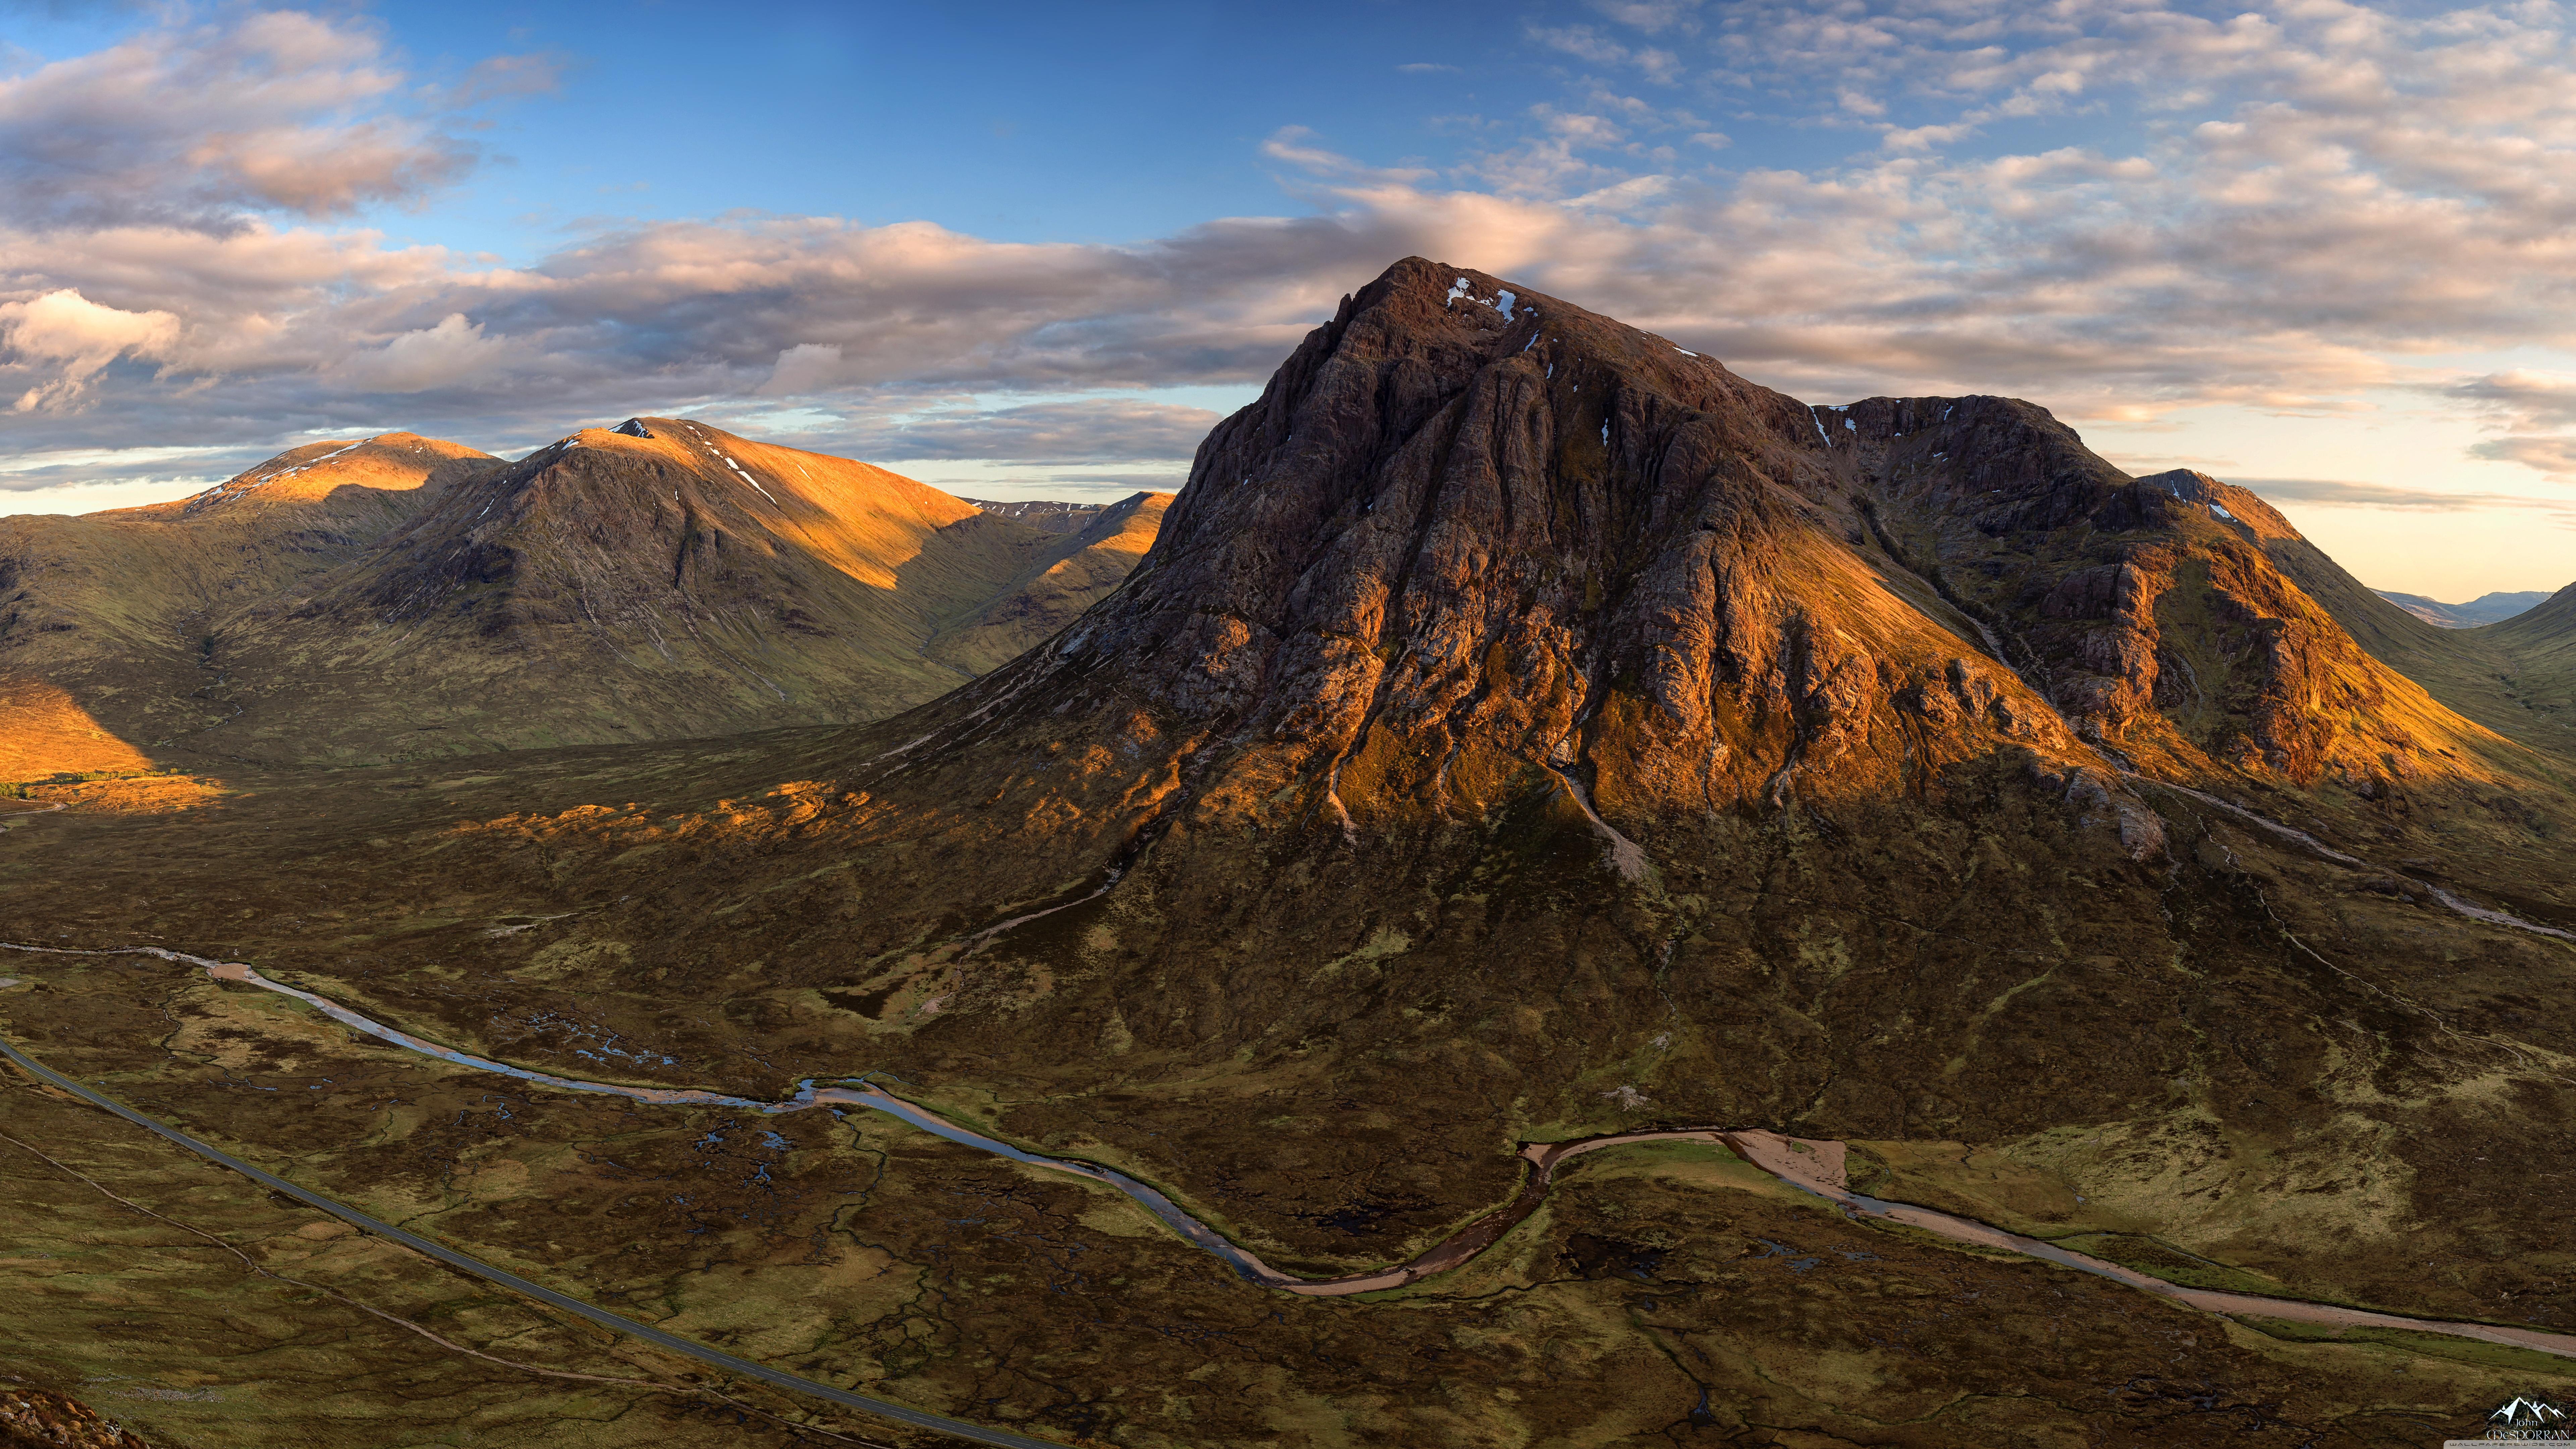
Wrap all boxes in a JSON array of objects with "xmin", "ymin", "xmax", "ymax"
[
  {"xmin": 0, "ymin": 434, "xmax": 494, "ymax": 769},
  {"xmin": 0, "ymin": 421, "xmax": 1173, "ymax": 773}
]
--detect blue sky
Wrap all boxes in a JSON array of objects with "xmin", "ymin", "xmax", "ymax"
[
  {"xmin": 11, "ymin": 1, "xmax": 1601, "ymax": 250},
  {"xmin": 6, "ymin": 0, "xmax": 2576, "ymax": 597}
]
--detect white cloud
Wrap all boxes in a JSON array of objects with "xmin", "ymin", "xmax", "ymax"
[
  {"xmin": 331, "ymin": 314, "xmax": 509, "ymax": 393},
  {"xmin": 18, "ymin": 0, "xmax": 2576, "ymax": 500},
  {"xmin": 0, "ymin": 9, "xmax": 541, "ymax": 227},
  {"xmin": 0, "ymin": 289, "xmax": 181, "ymax": 412},
  {"xmin": 760, "ymin": 343, "xmax": 848, "ymax": 397}
]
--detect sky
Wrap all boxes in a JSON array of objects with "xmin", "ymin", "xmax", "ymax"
[{"xmin": 4, "ymin": 1, "xmax": 2576, "ymax": 598}]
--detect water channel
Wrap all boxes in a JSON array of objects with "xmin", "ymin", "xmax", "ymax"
[{"xmin": 7, "ymin": 940, "xmax": 2573, "ymax": 1353}]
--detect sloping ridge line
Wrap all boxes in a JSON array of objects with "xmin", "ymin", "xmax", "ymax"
[{"xmin": 0, "ymin": 1030, "xmax": 1073, "ymax": 1449}]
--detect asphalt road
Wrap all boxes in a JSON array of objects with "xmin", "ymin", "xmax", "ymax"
[{"xmin": 0, "ymin": 1031, "xmax": 1070, "ymax": 1449}]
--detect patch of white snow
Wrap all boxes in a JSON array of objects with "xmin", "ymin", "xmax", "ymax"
[{"xmin": 1445, "ymin": 277, "xmax": 1473, "ymax": 307}]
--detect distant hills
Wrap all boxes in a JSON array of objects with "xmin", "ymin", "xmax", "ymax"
[
  {"xmin": 0, "ymin": 419, "xmax": 1169, "ymax": 770},
  {"xmin": 2374, "ymin": 588, "xmax": 2553, "ymax": 628}
]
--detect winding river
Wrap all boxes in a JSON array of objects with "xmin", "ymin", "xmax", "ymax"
[{"xmin": 7, "ymin": 940, "xmax": 2575, "ymax": 1357}]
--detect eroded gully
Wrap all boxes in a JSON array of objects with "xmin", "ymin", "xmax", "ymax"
[{"xmin": 7, "ymin": 941, "xmax": 2574, "ymax": 1359}]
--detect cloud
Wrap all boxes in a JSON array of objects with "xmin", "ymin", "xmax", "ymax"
[
  {"xmin": 826, "ymin": 399, "xmax": 1226, "ymax": 463},
  {"xmin": 0, "ymin": 442, "xmax": 268, "ymax": 497},
  {"xmin": 2234, "ymin": 476, "xmax": 2576, "ymax": 513},
  {"xmin": 760, "ymin": 342, "xmax": 847, "ymax": 397},
  {"xmin": 330, "ymin": 314, "xmax": 509, "ymax": 393},
  {"xmin": 0, "ymin": 289, "xmax": 181, "ymax": 411},
  {"xmin": 1259, "ymin": 126, "xmax": 1436, "ymax": 185},
  {"xmin": 2451, "ymin": 370, "xmax": 2576, "ymax": 425},
  {"xmin": 0, "ymin": 10, "xmax": 540, "ymax": 228},
  {"xmin": 1529, "ymin": 24, "xmax": 1682, "ymax": 83},
  {"xmin": 431, "ymin": 51, "xmax": 571, "ymax": 108},
  {"xmin": 1396, "ymin": 62, "xmax": 1457, "ymax": 74},
  {"xmin": 1588, "ymin": 0, "xmax": 1698, "ymax": 37},
  {"xmin": 2467, "ymin": 436, "xmax": 2576, "ymax": 482},
  {"xmin": 26, "ymin": 0, "xmax": 2576, "ymax": 504}
]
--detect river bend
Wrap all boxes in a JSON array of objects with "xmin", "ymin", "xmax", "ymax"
[{"xmin": 6, "ymin": 941, "xmax": 2573, "ymax": 1354}]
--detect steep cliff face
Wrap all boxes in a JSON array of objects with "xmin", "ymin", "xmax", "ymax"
[
  {"xmin": 955, "ymin": 260, "xmax": 2550, "ymax": 890},
  {"xmin": 1042, "ymin": 260, "xmax": 2117, "ymax": 846}
]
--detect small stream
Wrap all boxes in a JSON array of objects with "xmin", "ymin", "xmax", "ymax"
[{"xmin": 9, "ymin": 940, "xmax": 2576, "ymax": 1349}]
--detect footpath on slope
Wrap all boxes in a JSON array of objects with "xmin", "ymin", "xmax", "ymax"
[{"xmin": 6, "ymin": 941, "xmax": 2574, "ymax": 1363}]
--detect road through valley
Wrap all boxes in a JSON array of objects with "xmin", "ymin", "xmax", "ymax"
[{"xmin": 5, "ymin": 937, "xmax": 2573, "ymax": 1449}]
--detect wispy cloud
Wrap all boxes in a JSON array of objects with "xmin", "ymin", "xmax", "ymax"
[
  {"xmin": 0, "ymin": 11, "xmax": 543, "ymax": 228},
  {"xmin": 2466, "ymin": 437, "xmax": 2576, "ymax": 483},
  {"xmin": 17, "ymin": 1, "xmax": 2576, "ymax": 504},
  {"xmin": 2235, "ymin": 477, "xmax": 2576, "ymax": 514},
  {"xmin": 785, "ymin": 398, "xmax": 1225, "ymax": 464}
]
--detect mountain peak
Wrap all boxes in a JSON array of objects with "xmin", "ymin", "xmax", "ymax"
[
  {"xmin": 147, "ymin": 432, "xmax": 492, "ymax": 518},
  {"xmin": 956, "ymin": 260, "xmax": 2106, "ymax": 848},
  {"xmin": 864, "ymin": 256, "xmax": 2552, "ymax": 879}
]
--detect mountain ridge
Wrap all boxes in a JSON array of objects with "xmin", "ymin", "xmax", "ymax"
[
  {"xmin": 0, "ymin": 421, "xmax": 1172, "ymax": 771},
  {"xmin": 2377, "ymin": 587, "xmax": 2552, "ymax": 628}
]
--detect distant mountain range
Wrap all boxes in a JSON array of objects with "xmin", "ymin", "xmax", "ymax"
[
  {"xmin": 0, "ymin": 420, "xmax": 1170, "ymax": 769},
  {"xmin": 2373, "ymin": 588, "xmax": 2556, "ymax": 628}
]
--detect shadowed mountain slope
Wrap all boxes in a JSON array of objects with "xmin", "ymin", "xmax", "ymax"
[
  {"xmin": 13, "ymin": 260, "xmax": 2576, "ymax": 1446},
  {"xmin": 0, "ymin": 434, "xmax": 493, "ymax": 763},
  {"xmin": 2467, "ymin": 583, "xmax": 2576, "ymax": 748},
  {"xmin": 923, "ymin": 490, "xmax": 1170, "ymax": 676},
  {"xmin": 210, "ymin": 419, "xmax": 1171, "ymax": 762},
  {"xmin": 2131, "ymin": 472, "xmax": 2576, "ymax": 765},
  {"xmin": 0, "ymin": 421, "xmax": 1170, "ymax": 771}
]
